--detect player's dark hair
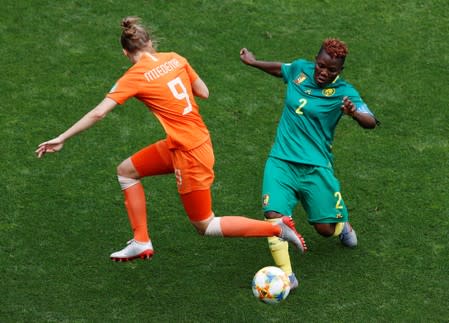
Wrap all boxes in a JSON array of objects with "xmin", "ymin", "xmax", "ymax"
[
  {"xmin": 120, "ymin": 16, "xmax": 152, "ymax": 53},
  {"xmin": 319, "ymin": 38, "xmax": 348, "ymax": 62}
]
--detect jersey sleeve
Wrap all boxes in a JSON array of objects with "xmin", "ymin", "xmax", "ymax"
[
  {"xmin": 356, "ymin": 102, "xmax": 374, "ymax": 115},
  {"xmin": 281, "ymin": 63, "xmax": 294, "ymax": 83},
  {"xmin": 106, "ymin": 73, "xmax": 139, "ymax": 105},
  {"xmin": 345, "ymin": 85, "xmax": 374, "ymax": 116},
  {"xmin": 175, "ymin": 54, "xmax": 199, "ymax": 84},
  {"xmin": 185, "ymin": 61, "xmax": 199, "ymax": 84},
  {"xmin": 281, "ymin": 59, "xmax": 306, "ymax": 83}
]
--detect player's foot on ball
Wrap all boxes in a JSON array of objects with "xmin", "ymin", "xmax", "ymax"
[
  {"xmin": 339, "ymin": 222, "xmax": 357, "ymax": 248},
  {"xmin": 278, "ymin": 216, "xmax": 307, "ymax": 253},
  {"xmin": 288, "ymin": 273, "xmax": 299, "ymax": 290},
  {"xmin": 110, "ymin": 239, "xmax": 154, "ymax": 261}
]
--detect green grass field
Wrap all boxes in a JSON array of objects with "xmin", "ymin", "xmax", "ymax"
[{"xmin": 2, "ymin": 0, "xmax": 448, "ymax": 321}]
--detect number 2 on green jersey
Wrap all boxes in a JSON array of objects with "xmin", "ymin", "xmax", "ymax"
[{"xmin": 295, "ymin": 98, "xmax": 307, "ymax": 115}]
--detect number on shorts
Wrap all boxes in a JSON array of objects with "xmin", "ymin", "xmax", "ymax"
[
  {"xmin": 334, "ymin": 192, "xmax": 343, "ymax": 210},
  {"xmin": 167, "ymin": 77, "xmax": 192, "ymax": 115}
]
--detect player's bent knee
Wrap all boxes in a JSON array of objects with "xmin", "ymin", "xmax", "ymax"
[
  {"xmin": 264, "ymin": 211, "xmax": 284, "ymax": 219},
  {"xmin": 199, "ymin": 217, "xmax": 223, "ymax": 237},
  {"xmin": 314, "ymin": 223, "xmax": 335, "ymax": 237},
  {"xmin": 117, "ymin": 158, "xmax": 140, "ymax": 179},
  {"xmin": 116, "ymin": 161, "xmax": 128, "ymax": 176},
  {"xmin": 191, "ymin": 222, "xmax": 208, "ymax": 235},
  {"xmin": 190, "ymin": 214, "xmax": 217, "ymax": 236}
]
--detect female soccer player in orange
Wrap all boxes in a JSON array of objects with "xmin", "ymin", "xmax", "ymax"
[{"xmin": 35, "ymin": 17, "xmax": 307, "ymax": 262}]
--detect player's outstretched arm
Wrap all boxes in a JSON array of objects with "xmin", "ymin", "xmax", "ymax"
[
  {"xmin": 36, "ymin": 98, "xmax": 118, "ymax": 158},
  {"xmin": 239, "ymin": 48, "xmax": 283, "ymax": 77}
]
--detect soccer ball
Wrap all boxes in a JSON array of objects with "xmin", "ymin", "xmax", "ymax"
[{"xmin": 251, "ymin": 266, "xmax": 291, "ymax": 304}]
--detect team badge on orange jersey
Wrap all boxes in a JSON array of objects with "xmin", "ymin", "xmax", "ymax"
[
  {"xmin": 322, "ymin": 88, "xmax": 336, "ymax": 97},
  {"xmin": 294, "ymin": 73, "xmax": 307, "ymax": 84},
  {"xmin": 262, "ymin": 194, "xmax": 270, "ymax": 206}
]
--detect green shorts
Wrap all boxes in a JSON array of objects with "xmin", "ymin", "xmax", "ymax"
[{"xmin": 262, "ymin": 157, "xmax": 348, "ymax": 224}]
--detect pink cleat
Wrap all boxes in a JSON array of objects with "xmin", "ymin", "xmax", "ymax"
[{"xmin": 278, "ymin": 216, "xmax": 308, "ymax": 253}]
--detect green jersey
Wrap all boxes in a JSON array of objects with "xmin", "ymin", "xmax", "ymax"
[{"xmin": 270, "ymin": 59, "xmax": 373, "ymax": 168}]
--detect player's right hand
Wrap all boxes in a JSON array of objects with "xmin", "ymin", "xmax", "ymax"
[
  {"xmin": 239, "ymin": 48, "xmax": 256, "ymax": 65},
  {"xmin": 35, "ymin": 137, "xmax": 64, "ymax": 158}
]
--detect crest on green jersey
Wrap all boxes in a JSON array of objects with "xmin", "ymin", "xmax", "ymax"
[
  {"xmin": 322, "ymin": 88, "xmax": 336, "ymax": 97},
  {"xmin": 294, "ymin": 72, "xmax": 307, "ymax": 84}
]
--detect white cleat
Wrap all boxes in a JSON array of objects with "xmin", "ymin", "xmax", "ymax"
[
  {"xmin": 110, "ymin": 239, "xmax": 154, "ymax": 262},
  {"xmin": 278, "ymin": 216, "xmax": 308, "ymax": 253},
  {"xmin": 289, "ymin": 273, "xmax": 299, "ymax": 290},
  {"xmin": 339, "ymin": 222, "xmax": 357, "ymax": 248}
]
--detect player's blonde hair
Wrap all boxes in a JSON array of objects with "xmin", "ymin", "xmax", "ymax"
[{"xmin": 120, "ymin": 16, "xmax": 153, "ymax": 53}]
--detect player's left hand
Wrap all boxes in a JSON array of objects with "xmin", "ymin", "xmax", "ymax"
[
  {"xmin": 35, "ymin": 137, "xmax": 64, "ymax": 158},
  {"xmin": 341, "ymin": 96, "xmax": 357, "ymax": 117}
]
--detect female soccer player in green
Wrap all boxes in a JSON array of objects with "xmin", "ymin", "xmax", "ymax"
[{"xmin": 240, "ymin": 38, "xmax": 378, "ymax": 289}]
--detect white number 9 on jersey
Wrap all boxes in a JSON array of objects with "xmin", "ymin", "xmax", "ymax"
[{"xmin": 167, "ymin": 77, "xmax": 193, "ymax": 115}]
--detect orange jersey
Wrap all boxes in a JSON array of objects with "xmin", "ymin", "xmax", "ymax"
[{"xmin": 107, "ymin": 52, "xmax": 210, "ymax": 150}]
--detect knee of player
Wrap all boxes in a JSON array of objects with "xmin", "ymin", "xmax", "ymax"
[
  {"xmin": 116, "ymin": 158, "xmax": 140, "ymax": 178},
  {"xmin": 116, "ymin": 162, "xmax": 127, "ymax": 176},
  {"xmin": 195, "ymin": 226, "xmax": 207, "ymax": 236},
  {"xmin": 191, "ymin": 221, "xmax": 208, "ymax": 236},
  {"xmin": 313, "ymin": 223, "xmax": 335, "ymax": 237},
  {"xmin": 194, "ymin": 216, "xmax": 223, "ymax": 237},
  {"xmin": 264, "ymin": 211, "xmax": 284, "ymax": 220}
]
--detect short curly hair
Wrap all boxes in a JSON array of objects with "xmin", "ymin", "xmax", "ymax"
[{"xmin": 320, "ymin": 38, "xmax": 348, "ymax": 60}]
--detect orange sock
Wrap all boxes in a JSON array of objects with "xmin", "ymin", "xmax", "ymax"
[
  {"xmin": 123, "ymin": 183, "xmax": 150, "ymax": 242},
  {"xmin": 220, "ymin": 216, "xmax": 281, "ymax": 237}
]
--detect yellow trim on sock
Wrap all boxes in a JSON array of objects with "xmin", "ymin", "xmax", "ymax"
[{"xmin": 332, "ymin": 222, "xmax": 344, "ymax": 237}]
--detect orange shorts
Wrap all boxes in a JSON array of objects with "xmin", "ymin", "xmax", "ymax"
[{"xmin": 131, "ymin": 139, "xmax": 215, "ymax": 194}]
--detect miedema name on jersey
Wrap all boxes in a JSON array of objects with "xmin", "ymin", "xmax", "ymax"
[{"xmin": 144, "ymin": 58, "xmax": 181, "ymax": 82}]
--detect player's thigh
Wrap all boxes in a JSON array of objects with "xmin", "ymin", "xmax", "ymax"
[
  {"xmin": 262, "ymin": 157, "xmax": 299, "ymax": 216},
  {"xmin": 130, "ymin": 140, "xmax": 174, "ymax": 177},
  {"xmin": 301, "ymin": 166, "xmax": 348, "ymax": 224},
  {"xmin": 172, "ymin": 139, "xmax": 215, "ymax": 194}
]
